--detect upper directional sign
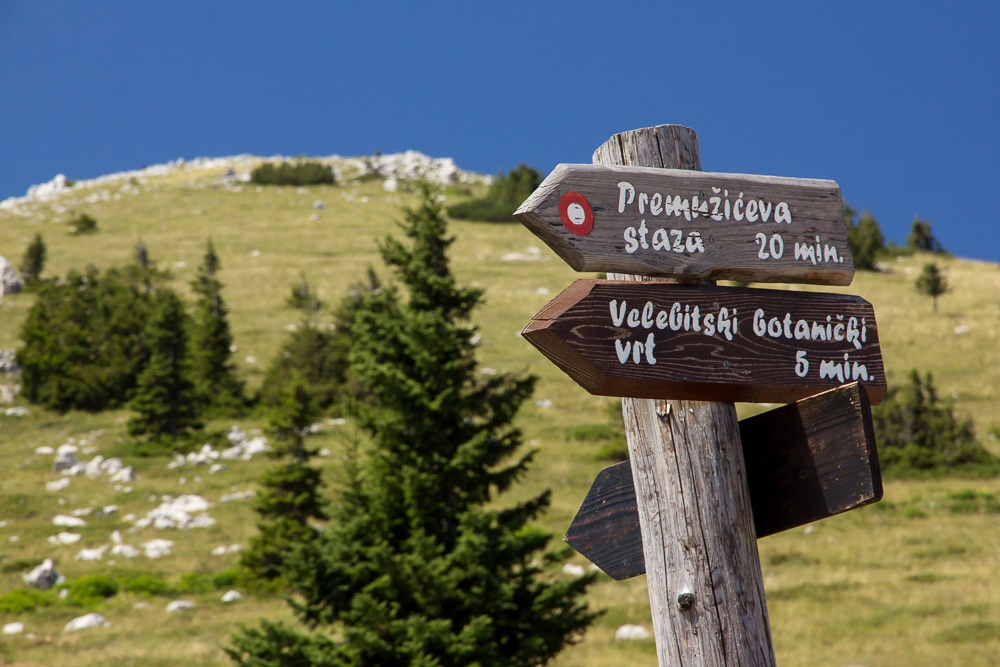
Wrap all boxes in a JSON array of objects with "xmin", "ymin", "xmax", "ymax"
[
  {"xmin": 514, "ymin": 163, "xmax": 853, "ymax": 285},
  {"xmin": 522, "ymin": 280, "xmax": 886, "ymax": 405}
]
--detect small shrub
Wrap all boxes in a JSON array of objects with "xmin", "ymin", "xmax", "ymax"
[
  {"xmin": 0, "ymin": 588, "xmax": 53, "ymax": 613},
  {"xmin": 119, "ymin": 572, "xmax": 169, "ymax": 596},
  {"xmin": 250, "ymin": 161, "xmax": 334, "ymax": 186},
  {"xmin": 447, "ymin": 163, "xmax": 542, "ymax": 222},
  {"xmin": 594, "ymin": 440, "xmax": 629, "ymax": 462},
  {"xmin": 64, "ymin": 574, "xmax": 118, "ymax": 605},
  {"xmin": 68, "ymin": 213, "xmax": 98, "ymax": 234},
  {"xmin": 873, "ymin": 370, "xmax": 996, "ymax": 475},
  {"xmin": 175, "ymin": 571, "xmax": 215, "ymax": 594},
  {"xmin": 564, "ymin": 423, "xmax": 620, "ymax": 442},
  {"xmin": 211, "ymin": 567, "xmax": 241, "ymax": 589}
]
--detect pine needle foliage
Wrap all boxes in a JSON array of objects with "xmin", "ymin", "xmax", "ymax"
[
  {"xmin": 190, "ymin": 240, "xmax": 245, "ymax": 414},
  {"xmin": 18, "ymin": 233, "xmax": 46, "ymax": 288},
  {"xmin": 127, "ymin": 290, "xmax": 203, "ymax": 443},
  {"xmin": 228, "ymin": 183, "xmax": 598, "ymax": 667},
  {"xmin": 447, "ymin": 164, "xmax": 542, "ymax": 222},
  {"xmin": 18, "ymin": 265, "xmax": 157, "ymax": 411},
  {"xmin": 845, "ymin": 205, "xmax": 886, "ymax": 271},
  {"xmin": 915, "ymin": 262, "xmax": 949, "ymax": 313},
  {"xmin": 242, "ymin": 374, "xmax": 326, "ymax": 582},
  {"xmin": 874, "ymin": 370, "xmax": 994, "ymax": 474}
]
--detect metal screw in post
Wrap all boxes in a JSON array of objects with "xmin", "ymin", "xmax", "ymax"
[{"xmin": 677, "ymin": 591, "xmax": 695, "ymax": 610}]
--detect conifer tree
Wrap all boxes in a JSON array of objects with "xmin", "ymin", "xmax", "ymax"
[
  {"xmin": 228, "ymin": 183, "xmax": 597, "ymax": 667},
  {"xmin": 915, "ymin": 261, "xmax": 949, "ymax": 313},
  {"xmin": 190, "ymin": 240, "xmax": 244, "ymax": 413},
  {"xmin": 128, "ymin": 290, "xmax": 202, "ymax": 443},
  {"xmin": 241, "ymin": 374, "xmax": 326, "ymax": 582},
  {"xmin": 18, "ymin": 233, "xmax": 46, "ymax": 287}
]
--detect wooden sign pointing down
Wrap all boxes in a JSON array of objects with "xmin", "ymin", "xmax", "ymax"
[
  {"xmin": 564, "ymin": 383, "xmax": 882, "ymax": 580},
  {"xmin": 514, "ymin": 163, "xmax": 852, "ymax": 285},
  {"xmin": 522, "ymin": 279, "xmax": 886, "ymax": 405}
]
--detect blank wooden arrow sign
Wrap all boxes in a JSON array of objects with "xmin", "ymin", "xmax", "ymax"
[
  {"xmin": 565, "ymin": 382, "xmax": 882, "ymax": 580},
  {"xmin": 514, "ymin": 163, "xmax": 852, "ymax": 285},
  {"xmin": 522, "ymin": 279, "xmax": 887, "ymax": 405}
]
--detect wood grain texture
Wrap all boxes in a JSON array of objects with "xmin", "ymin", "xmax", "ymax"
[
  {"xmin": 595, "ymin": 125, "xmax": 776, "ymax": 666},
  {"xmin": 515, "ymin": 163, "xmax": 853, "ymax": 285},
  {"xmin": 522, "ymin": 279, "xmax": 887, "ymax": 405},
  {"xmin": 565, "ymin": 383, "xmax": 882, "ymax": 580}
]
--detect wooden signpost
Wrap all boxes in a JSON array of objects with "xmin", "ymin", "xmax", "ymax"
[
  {"xmin": 515, "ymin": 164, "xmax": 852, "ymax": 285},
  {"xmin": 516, "ymin": 124, "xmax": 885, "ymax": 666},
  {"xmin": 564, "ymin": 383, "xmax": 881, "ymax": 581},
  {"xmin": 522, "ymin": 280, "xmax": 886, "ymax": 405}
]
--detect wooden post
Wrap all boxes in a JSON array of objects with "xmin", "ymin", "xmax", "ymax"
[{"xmin": 594, "ymin": 125, "xmax": 776, "ymax": 665}]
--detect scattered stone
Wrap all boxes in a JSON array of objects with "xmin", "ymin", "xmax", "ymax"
[
  {"xmin": 53, "ymin": 515, "xmax": 86, "ymax": 528},
  {"xmin": 53, "ymin": 450, "xmax": 82, "ymax": 474},
  {"xmin": 615, "ymin": 624, "xmax": 651, "ymax": 641},
  {"xmin": 46, "ymin": 478, "xmax": 71, "ymax": 492},
  {"xmin": 211, "ymin": 544, "xmax": 241, "ymax": 556},
  {"xmin": 34, "ymin": 446, "xmax": 55, "ymax": 456},
  {"xmin": 110, "ymin": 544, "xmax": 140, "ymax": 559},
  {"xmin": 221, "ymin": 490, "xmax": 255, "ymax": 503},
  {"xmin": 22, "ymin": 559, "xmax": 64, "ymax": 589},
  {"xmin": 166, "ymin": 600, "xmax": 196, "ymax": 613},
  {"xmin": 64, "ymin": 613, "xmax": 108, "ymax": 632},
  {"xmin": 75, "ymin": 546, "xmax": 108, "ymax": 561},
  {"xmin": 4, "ymin": 407, "xmax": 29, "ymax": 417},
  {"xmin": 312, "ymin": 200, "xmax": 325, "ymax": 209},
  {"xmin": 535, "ymin": 399, "xmax": 553, "ymax": 409},
  {"xmin": 3, "ymin": 622, "xmax": 24, "ymax": 635},
  {"xmin": 47, "ymin": 532, "xmax": 82, "ymax": 545},
  {"xmin": 134, "ymin": 494, "xmax": 213, "ymax": 530},
  {"xmin": 0, "ymin": 350, "xmax": 20, "ymax": 374},
  {"xmin": 0, "ymin": 256, "xmax": 22, "ymax": 296},
  {"xmin": 142, "ymin": 539, "xmax": 174, "ymax": 559},
  {"xmin": 209, "ymin": 463, "xmax": 226, "ymax": 474},
  {"xmin": 221, "ymin": 590, "xmax": 244, "ymax": 604},
  {"xmin": 561, "ymin": 563, "xmax": 586, "ymax": 577}
]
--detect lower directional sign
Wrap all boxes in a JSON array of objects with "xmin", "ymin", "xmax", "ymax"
[
  {"xmin": 522, "ymin": 279, "xmax": 886, "ymax": 405},
  {"xmin": 564, "ymin": 383, "xmax": 882, "ymax": 580}
]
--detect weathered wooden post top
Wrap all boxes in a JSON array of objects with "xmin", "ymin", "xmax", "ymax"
[{"xmin": 514, "ymin": 124, "xmax": 884, "ymax": 666}]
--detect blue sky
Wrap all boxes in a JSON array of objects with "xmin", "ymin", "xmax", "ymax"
[{"xmin": 2, "ymin": 2, "xmax": 998, "ymax": 263}]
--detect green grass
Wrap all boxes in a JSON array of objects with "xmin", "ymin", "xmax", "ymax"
[{"xmin": 1, "ymin": 159, "xmax": 999, "ymax": 665}]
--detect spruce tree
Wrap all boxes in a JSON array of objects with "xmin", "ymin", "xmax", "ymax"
[
  {"xmin": 190, "ymin": 240, "xmax": 244, "ymax": 413},
  {"xmin": 18, "ymin": 233, "xmax": 46, "ymax": 287},
  {"xmin": 228, "ymin": 183, "xmax": 597, "ymax": 667},
  {"xmin": 915, "ymin": 261, "xmax": 949, "ymax": 313},
  {"xmin": 844, "ymin": 205, "xmax": 885, "ymax": 271},
  {"xmin": 242, "ymin": 373, "xmax": 326, "ymax": 582},
  {"xmin": 127, "ymin": 290, "xmax": 202, "ymax": 443}
]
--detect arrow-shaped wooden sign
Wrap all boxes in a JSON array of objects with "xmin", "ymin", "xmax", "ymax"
[
  {"xmin": 565, "ymin": 382, "xmax": 881, "ymax": 580},
  {"xmin": 514, "ymin": 163, "xmax": 852, "ymax": 286},
  {"xmin": 522, "ymin": 279, "xmax": 886, "ymax": 405}
]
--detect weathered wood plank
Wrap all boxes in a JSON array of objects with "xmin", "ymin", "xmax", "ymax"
[
  {"xmin": 515, "ymin": 163, "xmax": 852, "ymax": 285},
  {"xmin": 565, "ymin": 383, "xmax": 882, "ymax": 580},
  {"xmin": 522, "ymin": 279, "xmax": 886, "ymax": 405},
  {"xmin": 595, "ymin": 124, "xmax": 776, "ymax": 666}
]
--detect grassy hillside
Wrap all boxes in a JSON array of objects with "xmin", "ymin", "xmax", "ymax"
[{"xmin": 0, "ymin": 159, "xmax": 998, "ymax": 666}]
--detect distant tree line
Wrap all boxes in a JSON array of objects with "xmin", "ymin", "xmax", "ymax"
[
  {"xmin": 250, "ymin": 160, "xmax": 335, "ymax": 186},
  {"xmin": 447, "ymin": 163, "xmax": 542, "ymax": 222}
]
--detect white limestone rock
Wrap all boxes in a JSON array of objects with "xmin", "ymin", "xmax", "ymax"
[
  {"xmin": 64, "ymin": 613, "xmax": 108, "ymax": 632},
  {"xmin": 22, "ymin": 559, "xmax": 64, "ymax": 590},
  {"xmin": 166, "ymin": 600, "xmax": 196, "ymax": 613},
  {"xmin": 615, "ymin": 624, "xmax": 651, "ymax": 641},
  {"xmin": 221, "ymin": 590, "xmax": 244, "ymax": 603}
]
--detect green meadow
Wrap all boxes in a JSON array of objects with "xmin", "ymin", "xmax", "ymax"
[{"xmin": 1, "ymin": 159, "xmax": 998, "ymax": 666}]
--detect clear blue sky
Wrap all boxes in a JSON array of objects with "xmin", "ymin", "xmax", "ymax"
[{"xmin": 2, "ymin": 2, "xmax": 997, "ymax": 263}]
